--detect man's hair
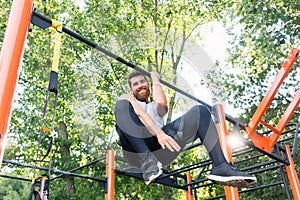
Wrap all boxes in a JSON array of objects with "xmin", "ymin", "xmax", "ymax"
[{"xmin": 127, "ymin": 71, "xmax": 148, "ymax": 88}]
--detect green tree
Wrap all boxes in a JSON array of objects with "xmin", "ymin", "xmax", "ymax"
[
  {"xmin": 222, "ymin": 0, "xmax": 299, "ymax": 124},
  {"xmin": 218, "ymin": 1, "xmax": 299, "ymax": 199},
  {"xmin": 0, "ymin": 175, "xmax": 31, "ymax": 200}
]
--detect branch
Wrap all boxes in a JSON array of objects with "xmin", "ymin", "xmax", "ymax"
[
  {"xmin": 173, "ymin": 22, "xmax": 187, "ymax": 68},
  {"xmin": 185, "ymin": 21, "xmax": 203, "ymax": 40},
  {"xmin": 154, "ymin": 0, "xmax": 159, "ymax": 72},
  {"xmin": 1, "ymin": 8, "xmax": 9, "ymax": 19},
  {"xmin": 170, "ymin": 28, "xmax": 177, "ymax": 68},
  {"xmin": 159, "ymin": 16, "xmax": 174, "ymax": 73}
]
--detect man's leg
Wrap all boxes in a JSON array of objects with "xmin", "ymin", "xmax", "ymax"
[
  {"xmin": 169, "ymin": 105, "xmax": 256, "ymax": 188},
  {"xmin": 165, "ymin": 105, "xmax": 227, "ymax": 166},
  {"xmin": 115, "ymin": 100, "xmax": 163, "ymax": 184}
]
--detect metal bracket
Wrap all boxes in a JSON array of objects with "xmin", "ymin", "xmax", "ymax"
[{"xmin": 31, "ymin": 11, "xmax": 52, "ymax": 29}]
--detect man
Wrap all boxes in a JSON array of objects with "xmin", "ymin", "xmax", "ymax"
[{"xmin": 115, "ymin": 71, "xmax": 256, "ymax": 187}]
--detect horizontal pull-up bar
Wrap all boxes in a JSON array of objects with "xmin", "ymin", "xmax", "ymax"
[{"xmin": 30, "ymin": 11, "xmax": 245, "ymax": 128}]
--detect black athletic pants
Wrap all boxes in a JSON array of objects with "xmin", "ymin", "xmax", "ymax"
[{"xmin": 115, "ymin": 100, "xmax": 227, "ymax": 168}]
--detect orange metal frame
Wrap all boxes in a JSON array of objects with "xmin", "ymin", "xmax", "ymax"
[
  {"xmin": 245, "ymin": 48, "xmax": 300, "ymax": 199},
  {"xmin": 245, "ymin": 48, "xmax": 300, "ymax": 153},
  {"xmin": 0, "ymin": 0, "xmax": 33, "ymax": 167},
  {"xmin": 215, "ymin": 104, "xmax": 240, "ymax": 200}
]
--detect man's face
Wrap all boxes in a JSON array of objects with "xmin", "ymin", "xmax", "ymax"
[{"xmin": 129, "ymin": 75, "xmax": 150, "ymax": 102}]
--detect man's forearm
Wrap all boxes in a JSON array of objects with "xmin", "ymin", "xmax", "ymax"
[
  {"xmin": 151, "ymin": 73, "xmax": 168, "ymax": 116},
  {"xmin": 129, "ymin": 95, "xmax": 163, "ymax": 137},
  {"xmin": 127, "ymin": 95, "xmax": 181, "ymax": 152}
]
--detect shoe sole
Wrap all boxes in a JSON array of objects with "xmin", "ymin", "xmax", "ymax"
[
  {"xmin": 145, "ymin": 162, "xmax": 163, "ymax": 185},
  {"xmin": 208, "ymin": 175, "xmax": 257, "ymax": 188}
]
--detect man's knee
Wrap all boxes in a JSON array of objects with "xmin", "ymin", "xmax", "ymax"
[
  {"xmin": 190, "ymin": 105, "xmax": 211, "ymax": 117},
  {"xmin": 115, "ymin": 99, "xmax": 130, "ymax": 114}
]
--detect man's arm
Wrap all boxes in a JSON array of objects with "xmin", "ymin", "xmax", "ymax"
[
  {"xmin": 150, "ymin": 72, "xmax": 168, "ymax": 117},
  {"xmin": 118, "ymin": 94, "xmax": 180, "ymax": 152}
]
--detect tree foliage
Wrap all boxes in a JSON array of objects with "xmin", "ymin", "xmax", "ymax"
[{"xmin": 222, "ymin": 0, "xmax": 299, "ymax": 124}]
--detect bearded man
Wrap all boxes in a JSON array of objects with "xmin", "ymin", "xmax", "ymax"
[{"xmin": 114, "ymin": 71, "xmax": 256, "ymax": 187}]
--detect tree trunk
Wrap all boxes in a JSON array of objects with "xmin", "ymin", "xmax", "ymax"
[{"xmin": 57, "ymin": 121, "xmax": 76, "ymax": 194}]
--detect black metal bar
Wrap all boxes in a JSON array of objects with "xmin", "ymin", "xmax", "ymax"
[
  {"xmin": 51, "ymin": 156, "xmax": 106, "ymax": 181},
  {"xmin": 279, "ymin": 165, "xmax": 291, "ymax": 200},
  {"xmin": 115, "ymin": 169, "xmax": 187, "ymax": 190},
  {"xmin": 182, "ymin": 161, "xmax": 275, "ymax": 189},
  {"xmin": 30, "ymin": 11, "xmax": 246, "ymax": 129},
  {"xmin": 233, "ymin": 154, "xmax": 265, "ymax": 167},
  {"xmin": 183, "ymin": 141, "xmax": 202, "ymax": 151},
  {"xmin": 30, "ymin": 10, "xmax": 52, "ymax": 29},
  {"xmin": 233, "ymin": 147, "xmax": 258, "ymax": 158},
  {"xmin": 3, "ymin": 159, "xmax": 107, "ymax": 187},
  {"xmin": 238, "ymin": 181, "xmax": 285, "ymax": 194},
  {"xmin": 196, "ymin": 164, "xmax": 208, "ymax": 181},
  {"xmin": 206, "ymin": 181, "xmax": 285, "ymax": 200},
  {"xmin": 190, "ymin": 178, "xmax": 213, "ymax": 189},
  {"xmin": 292, "ymin": 123, "xmax": 299, "ymax": 156},
  {"xmin": 190, "ymin": 160, "xmax": 287, "ymax": 190},
  {"xmin": 0, "ymin": 174, "xmax": 32, "ymax": 182},
  {"xmin": 160, "ymin": 159, "xmax": 212, "ymax": 178}
]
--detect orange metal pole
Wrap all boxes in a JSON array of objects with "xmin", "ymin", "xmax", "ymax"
[
  {"xmin": 0, "ymin": 0, "xmax": 33, "ymax": 168},
  {"xmin": 270, "ymin": 88, "xmax": 300, "ymax": 147},
  {"xmin": 105, "ymin": 150, "xmax": 115, "ymax": 200},
  {"xmin": 186, "ymin": 173, "xmax": 194, "ymax": 200},
  {"xmin": 284, "ymin": 145, "xmax": 300, "ymax": 199},
  {"xmin": 214, "ymin": 104, "xmax": 240, "ymax": 200}
]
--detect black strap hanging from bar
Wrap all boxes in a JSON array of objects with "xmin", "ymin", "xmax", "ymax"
[
  {"xmin": 34, "ymin": 20, "xmax": 61, "ymax": 166},
  {"xmin": 48, "ymin": 20, "xmax": 61, "ymax": 94},
  {"xmin": 30, "ymin": 20, "xmax": 62, "ymax": 200}
]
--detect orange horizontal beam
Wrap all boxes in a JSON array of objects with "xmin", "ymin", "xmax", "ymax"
[{"xmin": 259, "ymin": 119, "xmax": 280, "ymax": 134}]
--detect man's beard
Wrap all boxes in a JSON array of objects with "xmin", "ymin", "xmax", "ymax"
[{"xmin": 134, "ymin": 88, "xmax": 150, "ymax": 102}]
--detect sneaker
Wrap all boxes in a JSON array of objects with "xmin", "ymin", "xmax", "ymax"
[
  {"xmin": 208, "ymin": 162, "xmax": 257, "ymax": 188},
  {"xmin": 142, "ymin": 161, "xmax": 163, "ymax": 185}
]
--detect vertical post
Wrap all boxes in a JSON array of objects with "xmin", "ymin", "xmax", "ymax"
[
  {"xmin": 284, "ymin": 145, "xmax": 300, "ymax": 199},
  {"xmin": 186, "ymin": 173, "xmax": 194, "ymax": 200},
  {"xmin": 0, "ymin": 0, "xmax": 33, "ymax": 168},
  {"xmin": 105, "ymin": 150, "xmax": 115, "ymax": 200},
  {"xmin": 214, "ymin": 104, "xmax": 240, "ymax": 200}
]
